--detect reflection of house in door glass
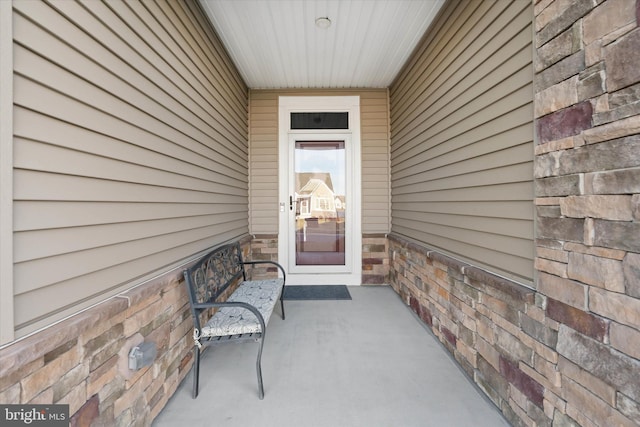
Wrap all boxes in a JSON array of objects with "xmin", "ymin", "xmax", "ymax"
[{"xmin": 294, "ymin": 141, "xmax": 346, "ymax": 266}]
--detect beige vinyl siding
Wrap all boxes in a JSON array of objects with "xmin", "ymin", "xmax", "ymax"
[
  {"xmin": 248, "ymin": 93, "xmax": 279, "ymax": 233},
  {"xmin": 389, "ymin": 0, "xmax": 534, "ymax": 283},
  {"xmin": 248, "ymin": 89, "xmax": 390, "ymax": 235},
  {"xmin": 361, "ymin": 92, "xmax": 393, "ymax": 232},
  {"xmin": 10, "ymin": 0, "xmax": 248, "ymax": 339}
]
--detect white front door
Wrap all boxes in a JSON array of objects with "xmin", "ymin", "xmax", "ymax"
[{"xmin": 278, "ymin": 96, "xmax": 361, "ymax": 286}]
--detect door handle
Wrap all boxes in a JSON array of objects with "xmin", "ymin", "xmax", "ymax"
[{"xmin": 289, "ymin": 195, "xmax": 293, "ymax": 211}]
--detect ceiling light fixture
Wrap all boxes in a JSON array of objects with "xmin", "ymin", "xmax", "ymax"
[{"xmin": 315, "ymin": 17, "xmax": 331, "ymax": 29}]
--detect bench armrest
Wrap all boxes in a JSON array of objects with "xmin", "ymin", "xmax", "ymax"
[{"xmin": 241, "ymin": 260, "xmax": 286, "ymax": 283}]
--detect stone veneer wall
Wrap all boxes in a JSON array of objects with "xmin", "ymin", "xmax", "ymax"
[
  {"xmin": 389, "ymin": 235, "xmax": 553, "ymax": 427},
  {"xmin": 0, "ymin": 237, "xmax": 253, "ymax": 426},
  {"xmin": 533, "ymin": 0, "xmax": 640, "ymax": 424},
  {"xmin": 389, "ymin": 1, "xmax": 640, "ymax": 426},
  {"xmin": 362, "ymin": 234, "xmax": 389, "ymax": 285},
  {"xmin": 249, "ymin": 235, "xmax": 281, "ymax": 280},
  {"xmin": 390, "ymin": 230, "xmax": 638, "ymax": 427}
]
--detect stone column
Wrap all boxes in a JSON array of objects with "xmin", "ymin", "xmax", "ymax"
[{"xmin": 534, "ymin": 0, "xmax": 640, "ymax": 425}]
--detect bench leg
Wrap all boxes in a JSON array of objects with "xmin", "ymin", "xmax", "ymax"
[
  {"xmin": 256, "ymin": 337, "xmax": 265, "ymax": 399},
  {"xmin": 192, "ymin": 345, "xmax": 200, "ymax": 399}
]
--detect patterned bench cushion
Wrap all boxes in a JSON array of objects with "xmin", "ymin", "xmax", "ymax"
[{"xmin": 201, "ymin": 278, "xmax": 284, "ymax": 337}]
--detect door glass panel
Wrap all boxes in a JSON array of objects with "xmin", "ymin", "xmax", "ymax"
[{"xmin": 294, "ymin": 141, "xmax": 345, "ymax": 266}]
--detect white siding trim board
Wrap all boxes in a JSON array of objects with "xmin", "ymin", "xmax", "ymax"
[{"xmin": 0, "ymin": 0, "xmax": 14, "ymax": 344}]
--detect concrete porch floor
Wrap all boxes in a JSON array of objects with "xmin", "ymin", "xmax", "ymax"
[{"xmin": 153, "ymin": 286, "xmax": 511, "ymax": 427}]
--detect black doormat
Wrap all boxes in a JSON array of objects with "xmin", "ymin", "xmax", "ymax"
[{"xmin": 283, "ymin": 285, "xmax": 351, "ymax": 300}]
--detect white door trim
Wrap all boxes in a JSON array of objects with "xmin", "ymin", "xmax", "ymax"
[{"xmin": 278, "ymin": 96, "xmax": 361, "ymax": 286}]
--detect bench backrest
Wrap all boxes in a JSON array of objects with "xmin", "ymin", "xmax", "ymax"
[{"xmin": 183, "ymin": 242, "xmax": 247, "ymax": 327}]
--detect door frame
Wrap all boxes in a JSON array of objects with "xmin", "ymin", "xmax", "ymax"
[{"xmin": 278, "ymin": 96, "xmax": 362, "ymax": 286}]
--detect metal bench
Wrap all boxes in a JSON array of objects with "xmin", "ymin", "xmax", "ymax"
[{"xmin": 183, "ymin": 241, "xmax": 286, "ymax": 399}]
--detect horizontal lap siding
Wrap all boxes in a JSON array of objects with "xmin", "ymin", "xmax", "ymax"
[
  {"xmin": 12, "ymin": 0, "xmax": 248, "ymax": 337},
  {"xmin": 390, "ymin": 0, "xmax": 534, "ymax": 283},
  {"xmin": 361, "ymin": 92, "xmax": 392, "ymax": 232},
  {"xmin": 249, "ymin": 89, "xmax": 390, "ymax": 235},
  {"xmin": 248, "ymin": 93, "xmax": 279, "ymax": 232}
]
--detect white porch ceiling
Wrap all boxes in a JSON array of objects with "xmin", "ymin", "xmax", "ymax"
[{"xmin": 199, "ymin": 0, "xmax": 445, "ymax": 89}]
